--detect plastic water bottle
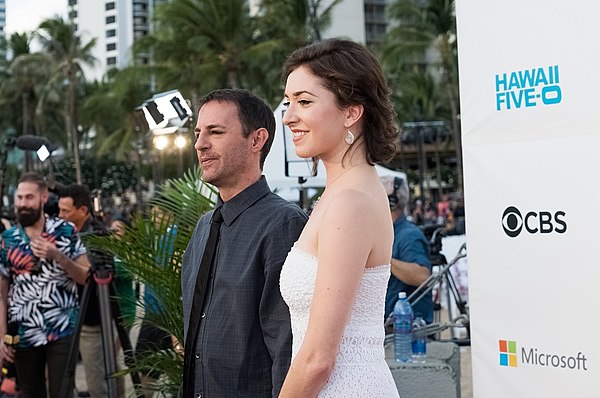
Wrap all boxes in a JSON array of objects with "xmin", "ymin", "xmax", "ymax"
[
  {"xmin": 394, "ymin": 292, "xmax": 413, "ymax": 362},
  {"xmin": 412, "ymin": 315, "xmax": 427, "ymax": 363}
]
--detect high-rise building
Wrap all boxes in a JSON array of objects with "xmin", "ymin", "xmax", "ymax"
[
  {"xmin": 321, "ymin": 0, "xmax": 391, "ymax": 47},
  {"xmin": 363, "ymin": 0, "xmax": 389, "ymax": 47},
  {"xmin": 68, "ymin": 0, "xmax": 163, "ymax": 82},
  {"xmin": 0, "ymin": 0, "xmax": 6, "ymax": 59},
  {"xmin": 69, "ymin": 0, "xmax": 391, "ymax": 82}
]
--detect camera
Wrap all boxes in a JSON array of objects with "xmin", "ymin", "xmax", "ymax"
[{"xmin": 418, "ymin": 224, "xmax": 447, "ymax": 266}]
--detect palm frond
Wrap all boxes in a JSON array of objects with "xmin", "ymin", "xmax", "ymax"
[{"xmin": 86, "ymin": 167, "xmax": 215, "ymax": 394}]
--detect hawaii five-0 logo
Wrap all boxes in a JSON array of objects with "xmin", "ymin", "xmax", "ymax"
[{"xmin": 495, "ymin": 65, "xmax": 562, "ymax": 111}]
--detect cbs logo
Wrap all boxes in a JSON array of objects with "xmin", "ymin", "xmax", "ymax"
[{"xmin": 502, "ymin": 206, "xmax": 567, "ymax": 238}]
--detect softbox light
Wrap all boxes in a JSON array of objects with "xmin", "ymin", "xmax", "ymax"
[{"xmin": 141, "ymin": 90, "xmax": 192, "ymax": 133}]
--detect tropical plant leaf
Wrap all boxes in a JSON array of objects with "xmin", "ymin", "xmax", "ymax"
[{"xmin": 86, "ymin": 166, "xmax": 216, "ymax": 395}]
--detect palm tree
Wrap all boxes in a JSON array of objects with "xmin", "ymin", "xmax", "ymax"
[
  {"xmin": 251, "ymin": 0, "xmax": 342, "ymax": 104},
  {"xmin": 7, "ymin": 32, "xmax": 32, "ymax": 59},
  {"xmin": 150, "ymin": 0, "xmax": 258, "ymax": 90},
  {"xmin": 86, "ymin": 168, "xmax": 216, "ymax": 395},
  {"xmin": 0, "ymin": 32, "xmax": 58, "ymax": 172},
  {"xmin": 382, "ymin": 0, "xmax": 462, "ymax": 193},
  {"xmin": 6, "ymin": 53, "xmax": 50, "ymax": 138},
  {"xmin": 81, "ymin": 68, "xmax": 152, "ymax": 160},
  {"xmin": 81, "ymin": 67, "xmax": 154, "ymax": 205},
  {"xmin": 35, "ymin": 16, "xmax": 97, "ymax": 184},
  {"xmin": 304, "ymin": 0, "xmax": 344, "ymax": 42}
]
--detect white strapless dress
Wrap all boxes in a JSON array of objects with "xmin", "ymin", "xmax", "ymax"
[{"xmin": 280, "ymin": 246, "xmax": 400, "ymax": 397}]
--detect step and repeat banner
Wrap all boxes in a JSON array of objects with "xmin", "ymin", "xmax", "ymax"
[{"xmin": 456, "ymin": 1, "xmax": 600, "ymax": 396}]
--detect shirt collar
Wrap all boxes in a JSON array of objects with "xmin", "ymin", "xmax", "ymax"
[{"xmin": 216, "ymin": 176, "xmax": 271, "ymax": 226}]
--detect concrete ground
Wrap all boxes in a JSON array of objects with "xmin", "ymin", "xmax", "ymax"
[
  {"xmin": 461, "ymin": 346, "xmax": 473, "ymax": 398},
  {"xmin": 75, "ymin": 340, "xmax": 475, "ymax": 398}
]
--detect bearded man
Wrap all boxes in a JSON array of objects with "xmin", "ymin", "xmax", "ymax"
[{"xmin": 0, "ymin": 172, "xmax": 90, "ymax": 398}]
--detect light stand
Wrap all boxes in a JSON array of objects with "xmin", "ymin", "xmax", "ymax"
[
  {"xmin": 138, "ymin": 90, "xmax": 192, "ymax": 188},
  {"xmin": 281, "ymin": 111, "xmax": 316, "ymax": 211}
]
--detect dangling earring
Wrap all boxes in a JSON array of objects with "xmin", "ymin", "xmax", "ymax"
[{"xmin": 344, "ymin": 130, "xmax": 355, "ymax": 145}]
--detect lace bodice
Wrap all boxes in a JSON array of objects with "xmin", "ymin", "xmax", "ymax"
[{"xmin": 280, "ymin": 246, "xmax": 400, "ymax": 397}]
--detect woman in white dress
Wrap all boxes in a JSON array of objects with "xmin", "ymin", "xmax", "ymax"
[{"xmin": 279, "ymin": 38, "xmax": 400, "ymax": 397}]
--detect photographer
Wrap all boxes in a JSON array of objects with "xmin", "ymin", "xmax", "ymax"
[
  {"xmin": 380, "ymin": 176, "xmax": 433, "ymax": 324},
  {"xmin": 58, "ymin": 184, "xmax": 113, "ymax": 398}
]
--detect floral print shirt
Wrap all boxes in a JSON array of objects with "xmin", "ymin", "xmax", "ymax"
[{"xmin": 0, "ymin": 216, "xmax": 87, "ymax": 348}]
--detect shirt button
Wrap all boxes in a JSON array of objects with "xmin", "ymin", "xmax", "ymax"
[
  {"xmin": 195, "ymin": 353, "xmax": 200, "ymax": 359},
  {"xmin": 195, "ymin": 394, "xmax": 201, "ymax": 398},
  {"xmin": 201, "ymin": 313, "xmax": 206, "ymax": 318}
]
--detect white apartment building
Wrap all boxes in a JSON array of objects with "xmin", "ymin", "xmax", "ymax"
[
  {"xmin": 0, "ymin": 0, "xmax": 5, "ymax": 59},
  {"xmin": 68, "ymin": 0, "xmax": 165, "ymax": 82},
  {"xmin": 70, "ymin": 0, "xmax": 389, "ymax": 82}
]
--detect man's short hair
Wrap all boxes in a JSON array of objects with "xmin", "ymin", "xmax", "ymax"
[
  {"xmin": 380, "ymin": 175, "xmax": 409, "ymax": 212},
  {"xmin": 57, "ymin": 183, "xmax": 92, "ymax": 211},
  {"xmin": 18, "ymin": 172, "xmax": 48, "ymax": 192}
]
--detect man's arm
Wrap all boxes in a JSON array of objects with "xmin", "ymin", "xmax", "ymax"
[
  {"xmin": 0, "ymin": 276, "xmax": 14, "ymax": 363},
  {"xmin": 52, "ymin": 252, "xmax": 91, "ymax": 285},
  {"xmin": 30, "ymin": 238, "xmax": 91, "ymax": 285},
  {"xmin": 390, "ymin": 258, "xmax": 430, "ymax": 287}
]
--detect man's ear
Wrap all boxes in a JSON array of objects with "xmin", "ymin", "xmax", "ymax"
[
  {"xmin": 251, "ymin": 128, "xmax": 269, "ymax": 153},
  {"xmin": 344, "ymin": 104, "xmax": 364, "ymax": 129}
]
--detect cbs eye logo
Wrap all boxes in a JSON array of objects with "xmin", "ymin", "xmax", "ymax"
[{"xmin": 502, "ymin": 206, "xmax": 567, "ymax": 238}]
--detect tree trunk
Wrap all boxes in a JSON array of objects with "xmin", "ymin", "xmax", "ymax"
[
  {"xmin": 22, "ymin": 92, "xmax": 31, "ymax": 172},
  {"xmin": 439, "ymin": 38, "xmax": 462, "ymax": 196},
  {"xmin": 67, "ymin": 70, "xmax": 82, "ymax": 183}
]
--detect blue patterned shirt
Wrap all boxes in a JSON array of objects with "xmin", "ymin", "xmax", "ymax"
[{"xmin": 0, "ymin": 216, "xmax": 87, "ymax": 348}]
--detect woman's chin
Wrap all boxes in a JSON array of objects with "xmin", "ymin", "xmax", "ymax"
[{"xmin": 294, "ymin": 149, "xmax": 313, "ymax": 159}]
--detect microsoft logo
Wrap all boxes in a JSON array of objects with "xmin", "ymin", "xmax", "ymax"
[
  {"xmin": 498, "ymin": 338, "xmax": 588, "ymax": 371},
  {"xmin": 499, "ymin": 340, "xmax": 518, "ymax": 367}
]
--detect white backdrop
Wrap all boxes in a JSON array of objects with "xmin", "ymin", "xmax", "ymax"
[{"xmin": 457, "ymin": 1, "xmax": 600, "ymax": 396}]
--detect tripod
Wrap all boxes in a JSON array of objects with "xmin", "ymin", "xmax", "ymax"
[
  {"xmin": 408, "ymin": 241, "xmax": 469, "ymax": 344},
  {"xmin": 59, "ymin": 260, "xmax": 143, "ymax": 398}
]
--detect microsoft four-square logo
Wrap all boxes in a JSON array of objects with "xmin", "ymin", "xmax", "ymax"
[{"xmin": 499, "ymin": 340, "xmax": 517, "ymax": 367}]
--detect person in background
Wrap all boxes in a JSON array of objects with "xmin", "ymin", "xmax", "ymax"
[
  {"xmin": 182, "ymin": 88, "xmax": 307, "ymax": 397},
  {"xmin": 0, "ymin": 172, "xmax": 90, "ymax": 398},
  {"xmin": 0, "ymin": 217, "xmax": 10, "ymax": 233},
  {"xmin": 109, "ymin": 213, "xmax": 136, "ymax": 398},
  {"xmin": 381, "ymin": 175, "xmax": 433, "ymax": 325},
  {"xmin": 109, "ymin": 214, "xmax": 136, "ymax": 331},
  {"xmin": 58, "ymin": 183, "xmax": 113, "ymax": 398}
]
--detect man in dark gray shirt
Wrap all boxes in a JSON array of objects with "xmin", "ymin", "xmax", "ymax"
[{"xmin": 181, "ymin": 89, "xmax": 308, "ymax": 397}]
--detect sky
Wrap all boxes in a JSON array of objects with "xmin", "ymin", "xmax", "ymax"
[{"xmin": 5, "ymin": 0, "xmax": 66, "ymax": 35}]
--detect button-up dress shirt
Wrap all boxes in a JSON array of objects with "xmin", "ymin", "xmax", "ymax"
[{"xmin": 182, "ymin": 176, "xmax": 308, "ymax": 397}]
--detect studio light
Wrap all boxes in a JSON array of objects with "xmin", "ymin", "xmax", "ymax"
[
  {"xmin": 174, "ymin": 135, "xmax": 188, "ymax": 149},
  {"xmin": 153, "ymin": 135, "xmax": 169, "ymax": 151},
  {"xmin": 141, "ymin": 90, "xmax": 192, "ymax": 134}
]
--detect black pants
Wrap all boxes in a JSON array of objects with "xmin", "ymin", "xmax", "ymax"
[
  {"xmin": 14, "ymin": 335, "xmax": 76, "ymax": 398},
  {"xmin": 135, "ymin": 319, "xmax": 172, "ymax": 379}
]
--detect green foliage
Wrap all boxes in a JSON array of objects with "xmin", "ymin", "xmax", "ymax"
[
  {"xmin": 86, "ymin": 167, "xmax": 216, "ymax": 395},
  {"xmin": 382, "ymin": 0, "xmax": 462, "ymax": 193},
  {"xmin": 54, "ymin": 155, "xmax": 140, "ymax": 196},
  {"xmin": 80, "ymin": 67, "xmax": 153, "ymax": 161}
]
